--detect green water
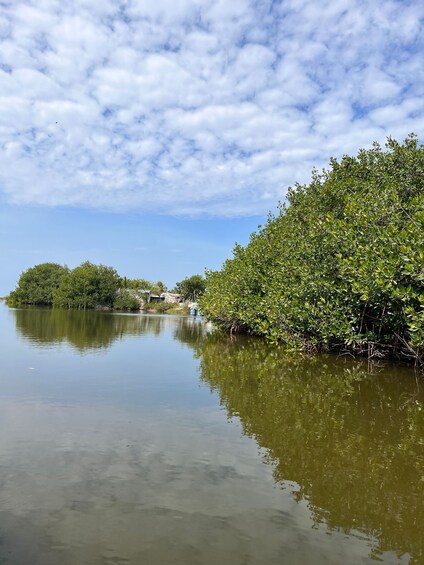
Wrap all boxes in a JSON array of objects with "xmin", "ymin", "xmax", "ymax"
[{"xmin": 0, "ymin": 305, "xmax": 423, "ymax": 564}]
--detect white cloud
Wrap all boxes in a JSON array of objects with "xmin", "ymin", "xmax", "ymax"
[{"xmin": 0, "ymin": 0, "xmax": 422, "ymax": 216}]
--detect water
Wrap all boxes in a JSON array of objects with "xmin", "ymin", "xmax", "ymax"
[{"xmin": 0, "ymin": 305, "xmax": 423, "ymax": 564}]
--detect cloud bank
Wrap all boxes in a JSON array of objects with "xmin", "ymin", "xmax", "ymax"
[{"xmin": 0, "ymin": 0, "xmax": 423, "ymax": 216}]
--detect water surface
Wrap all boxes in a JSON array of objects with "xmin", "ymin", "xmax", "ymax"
[{"xmin": 0, "ymin": 305, "xmax": 423, "ymax": 564}]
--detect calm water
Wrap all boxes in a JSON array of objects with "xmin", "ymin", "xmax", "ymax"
[{"xmin": 0, "ymin": 305, "xmax": 423, "ymax": 565}]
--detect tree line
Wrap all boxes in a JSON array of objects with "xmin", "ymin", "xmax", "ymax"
[
  {"xmin": 199, "ymin": 135, "xmax": 424, "ymax": 365},
  {"xmin": 7, "ymin": 135, "xmax": 423, "ymax": 363},
  {"xmin": 6, "ymin": 262, "xmax": 205, "ymax": 310}
]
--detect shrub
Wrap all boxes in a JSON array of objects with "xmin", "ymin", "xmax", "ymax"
[
  {"xmin": 200, "ymin": 135, "xmax": 424, "ymax": 364},
  {"xmin": 7, "ymin": 263, "xmax": 68, "ymax": 306},
  {"xmin": 114, "ymin": 290, "xmax": 141, "ymax": 311},
  {"xmin": 144, "ymin": 301, "xmax": 175, "ymax": 313}
]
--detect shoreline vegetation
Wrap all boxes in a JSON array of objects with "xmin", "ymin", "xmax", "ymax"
[
  {"xmin": 6, "ymin": 264, "xmax": 205, "ymax": 317},
  {"xmin": 199, "ymin": 136, "xmax": 424, "ymax": 369},
  {"xmin": 5, "ymin": 136, "xmax": 424, "ymax": 368}
]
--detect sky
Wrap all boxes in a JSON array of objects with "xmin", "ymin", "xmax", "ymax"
[{"xmin": 0, "ymin": 0, "xmax": 423, "ymax": 294}]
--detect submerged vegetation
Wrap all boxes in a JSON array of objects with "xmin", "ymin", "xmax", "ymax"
[{"xmin": 200, "ymin": 136, "xmax": 424, "ymax": 365}]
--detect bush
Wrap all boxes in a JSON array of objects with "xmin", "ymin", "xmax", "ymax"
[
  {"xmin": 114, "ymin": 289, "xmax": 141, "ymax": 311},
  {"xmin": 7, "ymin": 263, "xmax": 68, "ymax": 306},
  {"xmin": 200, "ymin": 135, "xmax": 424, "ymax": 364},
  {"xmin": 174, "ymin": 275, "xmax": 206, "ymax": 301},
  {"xmin": 53, "ymin": 261, "xmax": 121, "ymax": 309},
  {"xmin": 144, "ymin": 301, "xmax": 176, "ymax": 313}
]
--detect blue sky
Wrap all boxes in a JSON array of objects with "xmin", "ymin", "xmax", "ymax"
[
  {"xmin": 0, "ymin": 203, "xmax": 262, "ymax": 293},
  {"xmin": 0, "ymin": 0, "xmax": 423, "ymax": 294}
]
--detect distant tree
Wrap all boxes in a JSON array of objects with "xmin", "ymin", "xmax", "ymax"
[
  {"xmin": 126, "ymin": 278, "xmax": 155, "ymax": 290},
  {"xmin": 7, "ymin": 263, "xmax": 68, "ymax": 306},
  {"xmin": 53, "ymin": 261, "xmax": 120, "ymax": 309},
  {"xmin": 174, "ymin": 275, "xmax": 206, "ymax": 301},
  {"xmin": 149, "ymin": 281, "xmax": 167, "ymax": 295},
  {"xmin": 156, "ymin": 281, "xmax": 167, "ymax": 294}
]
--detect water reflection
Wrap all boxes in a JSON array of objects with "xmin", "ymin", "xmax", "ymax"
[
  {"xmin": 12, "ymin": 307, "xmax": 205, "ymax": 352},
  {"xmin": 198, "ymin": 333, "xmax": 424, "ymax": 563},
  {"xmin": 6, "ymin": 307, "xmax": 424, "ymax": 563}
]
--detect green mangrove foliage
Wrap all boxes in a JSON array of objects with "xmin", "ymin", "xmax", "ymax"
[
  {"xmin": 144, "ymin": 301, "xmax": 176, "ymax": 313},
  {"xmin": 7, "ymin": 261, "xmax": 178, "ymax": 311},
  {"xmin": 200, "ymin": 135, "xmax": 424, "ymax": 363},
  {"xmin": 8, "ymin": 261, "xmax": 122, "ymax": 310},
  {"xmin": 174, "ymin": 274, "xmax": 206, "ymax": 301},
  {"xmin": 122, "ymin": 277, "xmax": 167, "ymax": 295},
  {"xmin": 6, "ymin": 262, "xmax": 69, "ymax": 306},
  {"xmin": 114, "ymin": 289, "xmax": 142, "ymax": 311},
  {"xmin": 53, "ymin": 261, "xmax": 121, "ymax": 309}
]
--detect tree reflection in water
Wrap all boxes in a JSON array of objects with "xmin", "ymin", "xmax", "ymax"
[
  {"xmin": 11, "ymin": 309, "xmax": 424, "ymax": 562},
  {"xmin": 13, "ymin": 308, "xmax": 206, "ymax": 352},
  {"xmin": 198, "ymin": 332, "xmax": 424, "ymax": 564}
]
